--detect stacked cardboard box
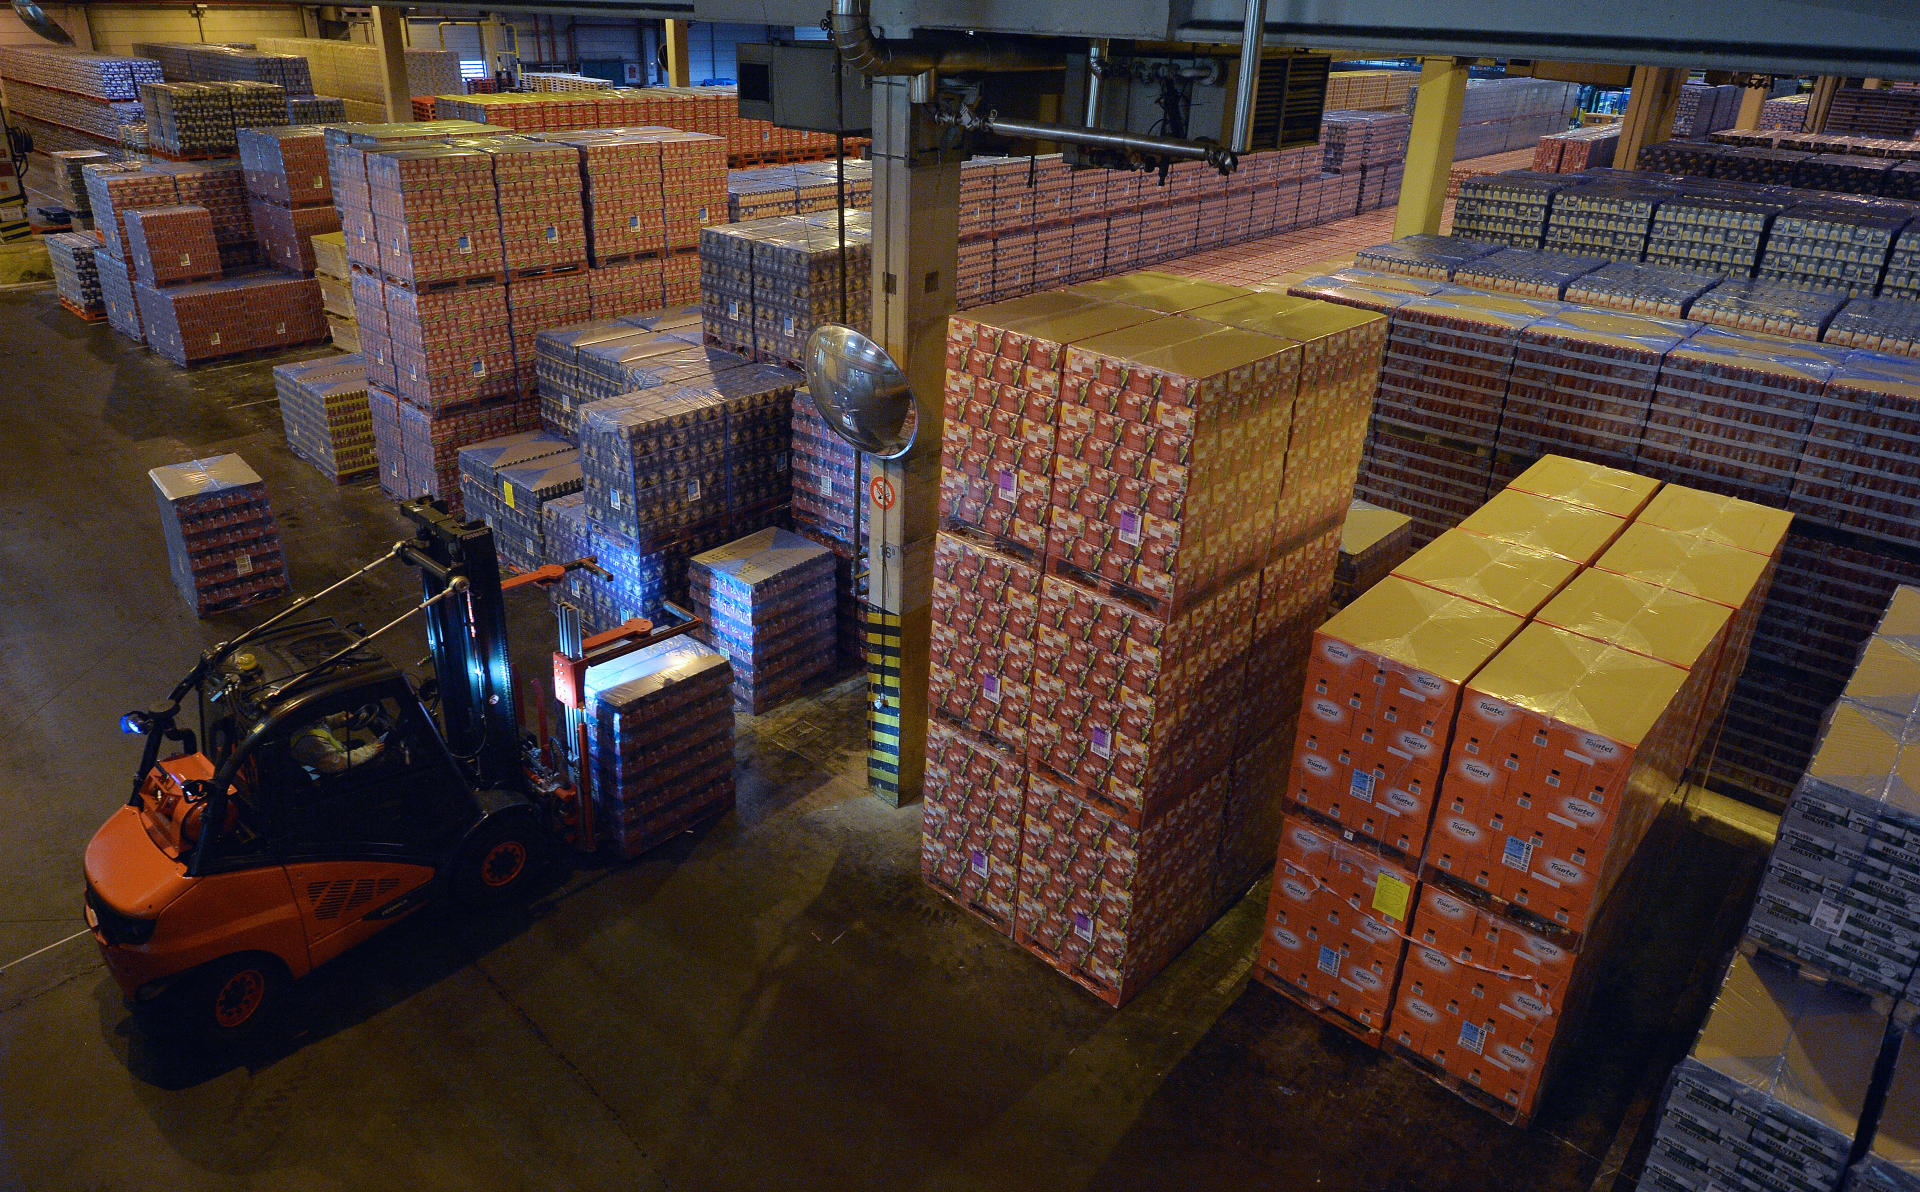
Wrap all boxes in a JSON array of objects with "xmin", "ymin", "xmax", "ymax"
[
  {"xmin": 1333, "ymin": 500, "xmax": 1414, "ymax": 611},
  {"xmin": 1364, "ymin": 291, "xmax": 1566, "ymax": 542},
  {"xmin": 274, "ymin": 354, "xmax": 375, "ymax": 482},
  {"xmin": 1541, "ymin": 176, "xmax": 1669, "ymax": 261},
  {"xmin": 378, "ymin": 389, "xmax": 539, "ymax": 514},
  {"xmin": 0, "ymin": 46, "xmax": 161, "ymax": 155},
  {"xmin": 1532, "ymin": 126, "xmax": 1618, "ymax": 173},
  {"xmin": 700, "ymin": 211, "xmax": 872, "ymax": 365},
  {"xmin": 1792, "ymin": 354, "xmax": 1920, "ymax": 542},
  {"xmin": 97, "ymin": 247, "xmax": 143, "ymax": 341},
  {"xmin": 1353, "ymin": 234, "xmax": 1499, "ymax": 281},
  {"xmin": 791, "ymin": 390, "xmax": 867, "ymax": 669},
  {"xmin": 1274, "ymin": 460, "xmax": 1788, "ymax": 1121},
  {"xmin": 921, "ymin": 720, "xmax": 1027, "ymax": 931},
  {"xmin": 1639, "ymin": 329, "xmax": 1845, "ymax": 505},
  {"xmin": 1644, "ymin": 191, "xmax": 1784, "ymax": 276},
  {"xmin": 1829, "ymin": 88, "xmax": 1920, "ymax": 138},
  {"xmin": 1559, "ymin": 261, "xmax": 1722, "ymax": 319},
  {"xmin": 147, "ymin": 453, "xmax": 292, "ymax": 616},
  {"xmin": 286, "ymin": 95, "xmax": 345, "ymax": 125},
  {"xmin": 457, "ymin": 430, "xmax": 581, "ymax": 572},
  {"xmin": 124, "ymin": 204, "xmax": 220, "ymax": 287},
  {"xmin": 924, "ymin": 282, "xmax": 1389, "ymax": 1006},
  {"xmin": 1451, "ymin": 173, "xmax": 1571, "ymax": 248},
  {"xmin": 1883, "ymin": 230, "xmax": 1920, "ymax": 300},
  {"xmin": 1686, "ymin": 280, "xmax": 1847, "ymax": 341},
  {"xmin": 542, "ymin": 491, "xmax": 635, "ymax": 634},
  {"xmin": 139, "ymin": 81, "xmax": 286, "ymax": 157},
  {"xmin": 573, "ymin": 359, "xmax": 800, "ymax": 614},
  {"xmin": 1825, "ymin": 298, "xmax": 1920, "ymax": 357},
  {"xmin": 47, "ymin": 231, "xmax": 103, "ymax": 316},
  {"xmin": 256, "ymin": 38, "xmax": 462, "ymax": 124},
  {"xmin": 238, "ymin": 126, "xmax": 337, "ymax": 275},
  {"xmin": 1758, "ymin": 200, "xmax": 1912, "ymax": 297},
  {"xmin": 727, "ymin": 160, "xmax": 873, "ymax": 221},
  {"xmin": 1450, "ymin": 247, "xmax": 1605, "ymax": 299},
  {"xmin": 1745, "ymin": 587, "xmax": 1920, "ymax": 996},
  {"xmin": 483, "ymin": 140, "xmax": 588, "ymax": 275},
  {"xmin": 1641, "ymin": 952, "xmax": 1884, "ymax": 1192},
  {"xmin": 1318, "ymin": 110, "xmax": 1411, "ymax": 216},
  {"xmin": 1413, "ymin": 78, "xmax": 1578, "ymax": 161},
  {"xmin": 1497, "ymin": 308, "xmax": 1698, "ymax": 475},
  {"xmin": 137, "ymin": 271, "xmax": 326, "ymax": 367},
  {"xmin": 1256, "ymin": 815, "xmax": 1418, "ymax": 1042},
  {"xmin": 135, "ymin": 42, "xmax": 313, "ymax": 93},
  {"xmin": 688, "ymin": 528, "xmax": 837, "ymax": 714},
  {"xmin": 1284, "ymin": 268, "xmax": 1453, "ymax": 314},
  {"xmin": 383, "ymin": 282, "xmax": 516, "ymax": 413},
  {"xmin": 582, "ymin": 636, "xmax": 736, "ymax": 859}
]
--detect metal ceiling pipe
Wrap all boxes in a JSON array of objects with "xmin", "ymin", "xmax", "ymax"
[
  {"xmin": 828, "ymin": 0, "xmax": 1061, "ymax": 76},
  {"xmin": 1230, "ymin": 0, "xmax": 1269, "ymax": 152},
  {"xmin": 956, "ymin": 109, "xmax": 1238, "ymax": 173}
]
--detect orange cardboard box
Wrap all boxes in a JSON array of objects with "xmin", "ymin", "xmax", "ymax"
[
  {"xmin": 1431, "ymin": 624, "xmax": 1693, "ymax": 935},
  {"xmin": 1453, "ymin": 487, "xmax": 1630, "ymax": 565},
  {"xmin": 1191, "ymin": 297, "xmax": 1388, "ymax": 550},
  {"xmin": 1293, "ymin": 576, "xmax": 1525, "ymax": 853},
  {"xmin": 1391, "ymin": 529, "xmax": 1582, "ymax": 619},
  {"xmin": 1533, "ymin": 568, "xmax": 1735, "ymax": 759},
  {"xmin": 1501, "ymin": 454, "xmax": 1660, "ymax": 519},
  {"xmin": 1389, "ymin": 883, "xmax": 1581, "ymax": 1117},
  {"xmin": 1257, "ymin": 815, "xmax": 1417, "ymax": 1038},
  {"xmin": 1596, "ymin": 488, "xmax": 1791, "ymax": 713}
]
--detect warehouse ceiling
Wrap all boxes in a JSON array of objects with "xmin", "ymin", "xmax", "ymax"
[{"xmin": 367, "ymin": 0, "xmax": 1920, "ymax": 79}]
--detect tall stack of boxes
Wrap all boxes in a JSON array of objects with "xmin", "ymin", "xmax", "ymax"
[
  {"xmin": 1256, "ymin": 458, "xmax": 1789, "ymax": 1122},
  {"xmin": 238, "ymin": 125, "xmax": 338, "ymax": 275},
  {"xmin": 312, "ymin": 231, "xmax": 357, "ymax": 350},
  {"xmin": 47, "ymin": 231, "xmax": 104, "ymax": 317},
  {"xmin": 274, "ymin": 354, "xmax": 375, "ymax": 483},
  {"xmin": 688, "ymin": 528, "xmax": 838, "ymax": 714},
  {"xmin": 920, "ymin": 278, "xmax": 1388, "ymax": 1004},
  {"xmin": 1332, "ymin": 500, "xmax": 1414, "ymax": 611},
  {"xmin": 125, "ymin": 200, "xmax": 325, "ymax": 367},
  {"xmin": 582, "ymin": 636, "xmax": 736, "ymax": 859},
  {"xmin": 457, "ymin": 430, "xmax": 581, "ymax": 572},
  {"xmin": 147, "ymin": 453, "xmax": 292, "ymax": 616},
  {"xmin": 700, "ymin": 210, "xmax": 872, "ymax": 366},
  {"xmin": 1642, "ymin": 950, "xmax": 1886, "ymax": 1192},
  {"xmin": 790, "ymin": 390, "xmax": 867, "ymax": 670}
]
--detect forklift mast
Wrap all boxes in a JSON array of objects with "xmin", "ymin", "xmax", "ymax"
[{"xmin": 398, "ymin": 499, "xmax": 521, "ymax": 789}]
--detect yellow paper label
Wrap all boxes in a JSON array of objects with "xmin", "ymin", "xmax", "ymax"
[
  {"xmin": 1372, "ymin": 872, "xmax": 1411, "ymax": 922},
  {"xmin": 502, "ymin": 481, "xmax": 515, "ymax": 509}
]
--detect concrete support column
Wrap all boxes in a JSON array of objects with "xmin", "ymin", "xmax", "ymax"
[
  {"xmin": 371, "ymin": 6, "xmax": 412, "ymax": 123},
  {"xmin": 1807, "ymin": 75, "xmax": 1842, "ymax": 131},
  {"xmin": 1392, "ymin": 56, "xmax": 1468, "ymax": 238},
  {"xmin": 1735, "ymin": 81, "xmax": 1770, "ymax": 130},
  {"xmin": 664, "ymin": 19, "xmax": 692, "ymax": 87},
  {"xmin": 864, "ymin": 75, "xmax": 960, "ymax": 806},
  {"xmin": 1618, "ymin": 66, "xmax": 1686, "ymax": 169}
]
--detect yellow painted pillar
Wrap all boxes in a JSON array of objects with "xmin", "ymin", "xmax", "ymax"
[
  {"xmin": 1807, "ymin": 75, "xmax": 1841, "ymax": 132},
  {"xmin": 664, "ymin": 19, "xmax": 692, "ymax": 87},
  {"xmin": 371, "ymin": 6, "xmax": 412, "ymax": 122},
  {"xmin": 1392, "ymin": 56, "xmax": 1468, "ymax": 238},
  {"xmin": 1618, "ymin": 66, "xmax": 1685, "ymax": 169},
  {"xmin": 1735, "ymin": 82, "xmax": 1770, "ymax": 131}
]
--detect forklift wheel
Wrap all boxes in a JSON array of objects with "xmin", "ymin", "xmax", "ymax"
[
  {"xmin": 182, "ymin": 955, "xmax": 285, "ymax": 1046},
  {"xmin": 455, "ymin": 817, "xmax": 544, "ymax": 905}
]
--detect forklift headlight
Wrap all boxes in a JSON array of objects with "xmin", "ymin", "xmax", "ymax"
[{"xmin": 119, "ymin": 712, "xmax": 151, "ymax": 735}]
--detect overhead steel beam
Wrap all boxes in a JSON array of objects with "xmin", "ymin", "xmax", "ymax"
[{"xmin": 222, "ymin": 0, "xmax": 1920, "ymax": 79}]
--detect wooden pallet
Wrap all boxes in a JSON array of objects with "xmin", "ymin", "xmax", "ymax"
[
  {"xmin": 1736, "ymin": 937, "xmax": 1908, "ymax": 1021},
  {"xmin": 59, "ymin": 297, "xmax": 105, "ymax": 323},
  {"xmin": 1250, "ymin": 967, "xmax": 1387, "ymax": 1049},
  {"xmin": 1383, "ymin": 1037, "xmax": 1533, "ymax": 1128},
  {"xmin": 923, "ymin": 875, "xmax": 1015, "ymax": 938}
]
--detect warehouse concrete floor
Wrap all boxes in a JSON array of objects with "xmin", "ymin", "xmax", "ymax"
[{"xmin": 0, "ymin": 284, "xmax": 1770, "ymax": 1192}]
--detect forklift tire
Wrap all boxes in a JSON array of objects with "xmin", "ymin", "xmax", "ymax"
[
  {"xmin": 179, "ymin": 954, "xmax": 286, "ymax": 1048},
  {"xmin": 454, "ymin": 816, "xmax": 544, "ymax": 906}
]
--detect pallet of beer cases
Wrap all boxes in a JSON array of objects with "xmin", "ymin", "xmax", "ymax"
[
  {"xmin": 1639, "ymin": 951, "xmax": 1885, "ymax": 1192},
  {"xmin": 148, "ymin": 453, "xmax": 292, "ymax": 615},
  {"xmin": 688, "ymin": 527, "xmax": 837, "ymax": 714},
  {"xmin": 582, "ymin": 636, "xmax": 736, "ymax": 858},
  {"xmin": 457, "ymin": 430, "xmax": 581, "ymax": 572},
  {"xmin": 274, "ymin": 354, "xmax": 377, "ymax": 482}
]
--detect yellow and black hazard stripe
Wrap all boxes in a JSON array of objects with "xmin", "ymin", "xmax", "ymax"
[{"xmin": 865, "ymin": 608, "xmax": 902, "ymax": 797}]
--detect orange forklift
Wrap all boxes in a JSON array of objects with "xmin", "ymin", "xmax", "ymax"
[{"xmin": 84, "ymin": 498, "xmax": 690, "ymax": 1043}]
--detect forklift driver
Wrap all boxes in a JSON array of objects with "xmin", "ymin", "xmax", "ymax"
[{"xmin": 291, "ymin": 706, "xmax": 389, "ymax": 777}]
